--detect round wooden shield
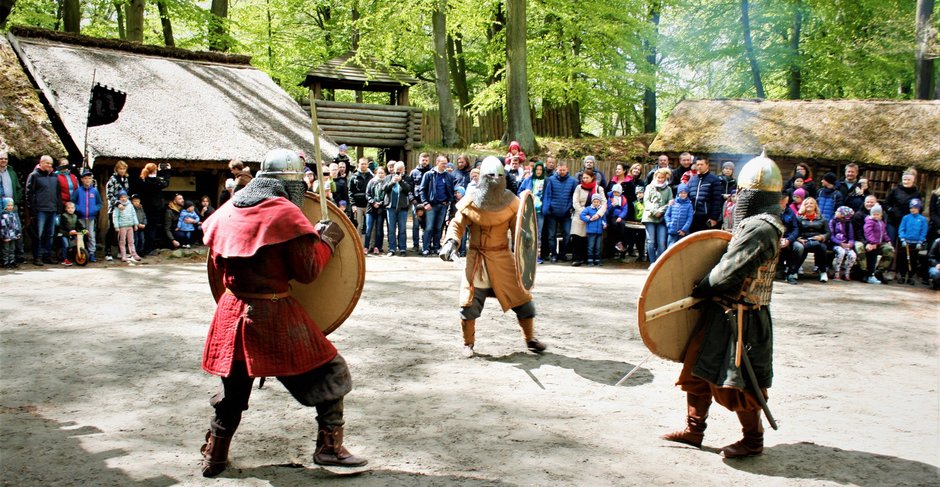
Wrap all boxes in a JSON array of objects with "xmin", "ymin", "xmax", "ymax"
[
  {"xmin": 207, "ymin": 193, "xmax": 365, "ymax": 335},
  {"xmin": 514, "ymin": 190, "xmax": 538, "ymax": 290},
  {"xmin": 636, "ymin": 230, "xmax": 732, "ymax": 362}
]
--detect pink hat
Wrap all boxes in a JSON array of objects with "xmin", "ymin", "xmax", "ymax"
[{"xmin": 792, "ymin": 188, "xmax": 806, "ymax": 199}]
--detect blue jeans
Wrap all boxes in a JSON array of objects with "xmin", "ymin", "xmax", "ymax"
[
  {"xmin": 386, "ymin": 208, "xmax": 408, "ymax": 252},
  {"xmin": 423, "ymin": 203, "xmax": 447, "ymax": 252},
  {"xmin": 644, "ymin": 222, "xmax": 667, "ymax": 263},
  {"xmin": 33, "ymin": 210, "xmax": 57, "ymax": 259},
  {"xmin": 135, "ymin": 229, "xmax": 145, "ymax": 253},
  {"xmin": 928, "ymin": 266, "xmax": 940, "ymax": 282},
  {"xmin": 411, "ymin": 205, "xmax": 423, "ymax": 250},
  {"xmin": 545, "ymin": 214, "xmax": 572, "ymax": 258},
  {"xmin": 586, "ymin": 233, "xmax": 602, "ymax": 261},
  {"xmin": 667, "ymin": 233, "xmax": 682, "ymax": 248},
  {"xmin": 800, "ymin": 239, "xmax": 829, "ymax": 271},
  {"xmin": 365, "ymin": 211, "xmax": 385, "ymax": 251}
]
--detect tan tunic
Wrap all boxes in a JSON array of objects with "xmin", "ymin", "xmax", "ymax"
[{"xmin": 445, "ymin": 196, "xmax": 532, "ymax": 311}]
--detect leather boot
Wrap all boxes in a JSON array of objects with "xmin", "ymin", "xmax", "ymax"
[
  {"xmin": 314, "ymin": 425, "xmax": 369, "ymax": 467},
  {"xmin": 518, "ymin": 317, "xmax": 547, "ymax": 353},
  {"xmin": 200, "ymin": 430, "xmax": 232, "ymax": 477},
  {"xmin": 721, "ymin": 410, "xmax": 764, "ymax": 458},
  {"xmin": 461, "ymin": 319, "xmax": 476, "ymax": 357},
  {"xmin": 662, "ymin": 393, "xmax": 712, "ymax": 448}
]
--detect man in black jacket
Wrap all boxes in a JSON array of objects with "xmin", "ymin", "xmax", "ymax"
[
  {"xmin": 348, "ymin": 158, "xmax": 373, "ymax": 239},
  {"xmin": 409, "ymin": 153, "xmax": 432, "ymax": 251},
  {"xmin": 687, "ymin": 158, "xmax": 723, "ymax": 233},
  {"xmin": 25, "ymin": 155, "xmax": 62, "ymax": 265}
]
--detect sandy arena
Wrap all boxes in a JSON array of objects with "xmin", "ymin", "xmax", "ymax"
[{"xmin": 1, "ymin": 254, "xmax": 938, "ymax": 486}]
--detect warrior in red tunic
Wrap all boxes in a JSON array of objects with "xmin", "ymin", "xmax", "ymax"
[{"xmin": 198, "ymin": 149, "xmax": 367, "ymax": 477}]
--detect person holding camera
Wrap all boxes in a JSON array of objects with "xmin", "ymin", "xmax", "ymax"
[{"xmin": 136, "ymin": 162, "xmax": 171, "ymax": 253}]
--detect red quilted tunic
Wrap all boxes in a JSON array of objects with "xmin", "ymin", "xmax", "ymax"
[{"xmin": 201, "ymin": 198, "xmax": 337, "ymax": 377}]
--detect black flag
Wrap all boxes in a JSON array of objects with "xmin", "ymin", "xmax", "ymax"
[{"xmin": 87, "ymin": 83, "xmax": 126, "ymax": 127}]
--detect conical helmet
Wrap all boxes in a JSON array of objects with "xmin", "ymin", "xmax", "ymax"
[
  {"xmin": 737, "ymin": 151, "xmax": 782, "ymax": 192},
  {"xmin": 479, "ymin": 156, "xmax": 505, "ymax": 177},
  {"xmin": 258, "ymin": 148, "xmax": 304, "ymax": 181}
]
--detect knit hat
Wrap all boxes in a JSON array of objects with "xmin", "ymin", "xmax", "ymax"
[
  {"xmin": 117, "ymin": 190, "xmax": 128, "ymax": 198},
  {"xmin": 184, "ymin": 200, "xmax": 194, "ymax": 208},
  {"xmin": 446, "ymin": 162, "xmax": 455, "ymax": 169},
  {"xmin": 338, "ymin": 144, "xmax": 348, "ymax": 151},
  {"xmin": 2, "ymin": 197, "xmax": 13, "ymax": 207},
  {"xmin": 792, "ymin": 187, "xmax": 807, "ymax": 199},
  {"xmin": 870, "ymin": 204, "xmax": 883, "ymax": 216},
  {"xmin": 910, "ymin": 198, "xmax": 923, "ymax": 210},
  {"xmin": 677, "ymin": 183, "xmax": 689, "ymax": 194},
  {"xmin": 823, "ymin": 172, "xmax": 837, "ymax": 185},
  {"xmin": 509, "ymin": 140, "xmax": 521, "ymax": 151},
  {"xmin": 591, "ymin": 193, "xmax": 604, "ymax": 202},
  {"xmin": 454, "ymin": 186, "xmax": 466, "ymax": 196},
  {"xmin": 611, "ymin": 183, "xmax": 623, "ymax": 194},
  {"xmin": 635, "ymin": 185, "xmax": 645, "ymax": 194},
  {"xmin": 834, "ymin": 206, "xmax": 854, "ymax": 220},
  {"xmin": 583, "ymin": 155, "xmax": 596, "ymax": 164},
  {"xmin": 722, "ymin": 161, "xmax": 735, "ymax": 170}
]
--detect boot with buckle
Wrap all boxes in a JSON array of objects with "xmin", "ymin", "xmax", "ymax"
[
  {"xmin": 314, "ymin": 425, "xmax": 368, "ymax": 467},
  {"xmin": 200, "ymin": 430, "xmax": 233, "ymax": 477}
]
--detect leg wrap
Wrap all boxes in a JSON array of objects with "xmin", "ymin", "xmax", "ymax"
[{"xmin": 461, "ymin": 319, "xmax": 476, "ymax": 346}]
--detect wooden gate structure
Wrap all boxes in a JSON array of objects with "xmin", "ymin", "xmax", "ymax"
[{"xmin": 301, "ymin": 52, "xmax": 422, "ymax": 161}]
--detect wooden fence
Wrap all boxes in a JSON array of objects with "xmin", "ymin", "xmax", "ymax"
[{"xmin": 422, "ymin": 104, "xmax": 581, "ymax": 146}]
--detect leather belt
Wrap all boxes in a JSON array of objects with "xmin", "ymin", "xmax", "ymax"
[{"xmin": 225, "ymin": 288, "xmax": 291, "ymax": 302}]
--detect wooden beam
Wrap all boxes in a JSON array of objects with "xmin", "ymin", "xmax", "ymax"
[
  {"xmin": 325, "ymin": 130, "xmax": 407, "ymax": 141},
  {"xmin": 321, "ymin": 125, "xmax": 407, "ymax": 136},
  {"xmin": 315, "ymin": 99, "xmax": 415, "ymax": 113},
  {"xmin": 334, "ymin": 137, "xmax": 406, "ymax": 147}
]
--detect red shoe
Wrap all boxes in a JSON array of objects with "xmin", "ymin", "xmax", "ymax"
[{"xmin": 61, "ymin": 259, "xmax": 73, "ymax": 267}]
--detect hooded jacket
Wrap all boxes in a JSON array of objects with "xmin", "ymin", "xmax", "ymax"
[{"xmin": 70, "ymin": 184, "xmax": 101, "ymax": 219}]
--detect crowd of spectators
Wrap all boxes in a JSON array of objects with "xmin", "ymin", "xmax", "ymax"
[{"xmin": 1, "ymin": 148, "xmax": 937, "ymax": 290}]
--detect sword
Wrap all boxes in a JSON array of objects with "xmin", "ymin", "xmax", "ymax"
[{"xmin": 308, "ymin": 91, "xmax": 329, "ymax": 224}]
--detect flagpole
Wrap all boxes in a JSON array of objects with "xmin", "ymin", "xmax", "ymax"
[{"xmin": 83, "ymin": 69, "xmax": 97, "ymax": 169}]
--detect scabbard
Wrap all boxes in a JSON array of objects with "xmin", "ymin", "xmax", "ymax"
[{"xmin": 741, "ymin": 350, "xmax": 779, "ymax": 430}]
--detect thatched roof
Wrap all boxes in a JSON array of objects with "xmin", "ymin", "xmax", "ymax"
[
  {"xmin": 649, "ymin": 99, "xmax": 940, "ymax": 172},
  {"xmin": 0, "ymin": 36, "xmax": 67, "ymax": 159},
  {"xmin": 7, "ymin": 28, "xmax": 338, "ymax": 167},
  {"xmin": 302, "ymin": 51, "xmax": 419, "ymax": 92}
]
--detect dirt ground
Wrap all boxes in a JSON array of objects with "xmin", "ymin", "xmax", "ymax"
[{"xmin": 1, "ymin": 251, "xmax": 937, "ymax": 487}]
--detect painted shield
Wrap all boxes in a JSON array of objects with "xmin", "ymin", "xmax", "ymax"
[
  {"xmin": 514, "ymin": 190, "xmax": 538, "ymax": 290},
  {"xmin": 636, "ymin": 230, "xmax": 731, "ymax": 362},
  {"xmin": 208, "ymin": 192, "xmax": 365, "ymax": 335}
]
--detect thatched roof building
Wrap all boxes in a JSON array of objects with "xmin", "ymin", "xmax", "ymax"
[
  {"xmin": 650, "ymin": 99, "xmax": 940, "ymax": 198},
  {"xmin": 6, "ymin": 26, "xmax": 338, "ymax": 170},
  {"xmin": 0, "ymin": 35, "xmax": 66, "ymax": 160}
]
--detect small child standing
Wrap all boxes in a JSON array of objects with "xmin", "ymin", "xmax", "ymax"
[
  {"xmin": 131, "ymin": 194, "xmax": 147, "ymax": 255},
  {"xmin": 829, "ymin": 206, "xmax": 857, "ymax": 281},
  {"xmin": 607, "ymin": 184, "xmax": 630, "ymax": 254},
  {"xmin": 897, "ymin": 198, "xmax": 928, "ymax": 285},
  {"xmin": 112, "ymin": 191, "xmax": 141, "ymax": 261},
  {"xmin": 1, "ymin": 197, "xmax": 22, "ymax": 268},
  {"xmin": 664, "ymin": 183, "xmax": 694, "ymax": 248},
  {"xmin": 863, "ymin": 204, "xmax": 892, "ymax": 284},
  {"xmin": 580, "ymin": 193, "xmax": 607, "ymax": 266},
  {"xmin": 630, "ymin": 186, "xmax": 645, "ymax": 260},
  {"xmin": 177, "ymin": 200, "xmax": 201, "ymax": 248},
  {"xmin": 57, "ymin": 201, "xmax": 84, "ymax": 266}
]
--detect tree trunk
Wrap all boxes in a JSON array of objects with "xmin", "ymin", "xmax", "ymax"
[
  {"xmin": 447, "ymin": 34, "xmax": 471, "ymax": 109},
  {"xmin": 487, "ymin": 3, "xmax": 505, "ymax": 86},
  {"xmin": 157, "ymin": 0, "xmax": 175, "ymax": 47},
  {"xmin": 642, "ymin": 0, "xmax": 661, "ymax": 133},
  {"xmin": 208, "ymin": 0, "xmax": 229, "ymax": 52},
  {"xmin": 0, "ymin": 0, "xmax": 15, "ymax": 30},
  {"xmin": 915, "ymin": 0, "xmax": 935, "ymax": 99},
  {"xmin": 505, "ymin": 0, "xmax": 537, "ymax": 151},
  {"xmin": 266, "ymin": 0, "xmax": 273, "ymax": 70},
  {"xmin": 115, "ymin": 1, "xmax": 125, "ymax": 39},
  {"xmin": 62, "ymin": 0, "xmax": 80, "ymax": 33},
  {"xmin": 740, "ymin": 0, "xmax": 765, "ymax": 98},
  {"xmin": 786, "ymin": 0, "xmax": 802, "ymax": 99},
  {"xmin": 125, "ymin": 0, "xmax": 145, "ymax": 43},
  {"xmin": 351, "ymin": 2, "xmax": 360, "ymax": 50},
  {"xmin": 432, "ymin": 0, "xmax": 458, "ymax": 147}
]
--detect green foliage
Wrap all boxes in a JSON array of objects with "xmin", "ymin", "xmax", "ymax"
[{"xmin": 5, "ymin": 0, "xmax": 932, "ymax": 137}]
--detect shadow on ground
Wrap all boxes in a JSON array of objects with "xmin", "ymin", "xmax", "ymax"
[
  {"xmin": 0, "ymin": 406, "xmax": 176, "ymax": 487},
  {"xmin": 724, "ymin": 441, "xmax": 939, "ymax": 487},
  {"xmin": 480, "ymin": 351, "xmax": 653, "ymax": 387},
  {"xmin": 224, "ymin": 463, "xmax": 517, "ymax": 486}
]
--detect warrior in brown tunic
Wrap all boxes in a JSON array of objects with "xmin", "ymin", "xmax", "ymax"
[{"xmin": 440, "ymin": 157, "xmax": 547, "ymax": 358}]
